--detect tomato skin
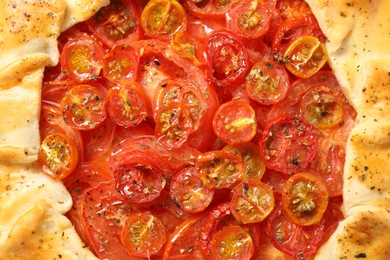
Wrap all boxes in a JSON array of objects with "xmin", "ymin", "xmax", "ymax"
[
  {"xmin": 183, "ymin": 0, "xmax": 234, "ymax": 18},
  {"xmin": 60, "ymin": 33, "xmax": 105, "ymax": 83},
  {"xmin": 226, "ymin": 0, "xmax": 272, "ymax": 39},
  {"xmin": 141, "ymin": 0, "xmax": 187, "ymax": 40},
  {"xmin": 259, "ymin": 116, "xmax": 318, "ymax": 175},
  {"xmin": 245, "ymin": 60, "xmax": 290, "ymax": 105},
  {"xmin": 38, "ymin": 132, "xmax": 79, "ymax": 180},
  {"xmin": 276, "ymin": 0, "xmax": 313, "ymax": 21},
  {"xmin": 61, "ymin": 83, "xmax": 107, "ymax": 131},
  {"xmin": 213, "ymin": 99, "xmax": 257, "ymax": 145},
  {"xmin": 170, "ymin": 166, "xmax": 215, "ymax": 213},
  {"xmin": 86, "ymin": 0, "xmax": 140, "ymax": 47},
  {"xmin": 206, "ymin": 30, "xmax": 249, "ymax": 87},
  {"xmin": 282, "ymin": 172, "xmax": 329, "ymax": 226}
]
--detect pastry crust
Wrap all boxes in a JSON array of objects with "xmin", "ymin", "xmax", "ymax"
[{"xmin": 305, "ymin": 0, "xmax": 390, "ymax": 258}]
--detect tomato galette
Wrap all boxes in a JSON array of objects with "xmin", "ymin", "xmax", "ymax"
[{"xmin": 1, "ymin": 0, "xmax": 389, "ymax": 259}]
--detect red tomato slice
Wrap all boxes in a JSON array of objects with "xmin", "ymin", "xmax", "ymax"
[
  {"xmin": 81, "ymin": 180, "xmax": 141, "ymax": 259},
  {"xmin": 206, "ymin": 30, "xmax": 249, "ymax": 87},
  {"xmin": 245, "ymin": 60, "xmax": 290, "ymax": 105},
  {"xmin": 154, "ymin": 103, "xmax": 195, "ymax": 149},
  {"xmin": 226, "ymin": 0, "xmax": 272, "ymax": 39},
  {"xmin": 163, "ymin": 213, "xmax": 206, "ymax": 259},
  {"xmin": 102, "ymin": 44, "xmax": 139, "ymax": 84},
  {"xmin": 61, "ymin": 83, "xmax": 107, "ymax": 130},
  {"xmin": 259, "ymin": 116, "xmax": 318, "ymax": 174},
  {"xmin": 212, "ymin": 99, "xmax": 257, "ymax": 145},
  {"xmin": 284, "ymin": 36, "xmax": 328, "ymax": 78},
  {"xmin": 42, "ymin": 79, "xmax": 76, "ymax": 104},
  {"xmin": 170, "ymin": 166, "xmax": 215, "ymax": 213},
  {"xmin": 141, "ymin": 0, "xmax": 187, "ymax": 40},
  {"xmin": 170, "ymin": 31, "xmax": 207, "ymax": 66},
  {"xmin": 282, "ymin": 172, "xmax": 329, "ymax": 226},
  {"xmin": 38, "ymin": 132, "xmax": 78, "ymax": 180},
  {"xmin": 106, "ymin": 82, "xmax": 150, "ymax": 128},
  {"xmin": 110, "ymin": 150, "xmax": 169, "ymax": 203},
  {"xmin": 121, "ymin": 212, "xmax": 167, "ymax": 258},
  {"xmin": 209, "ymin": 225, "xmax": 255, "ymax": 260},
  {"xmin": 230, "ymin": 179, "xmax": 275, "ymax": 224},
  {"xmin": 222, "ymin": 142, "xmax": 266, "ymax": 181},
  {"xmin": 265, "ymin": 198, "xmax": 325, "ymax": 259},
  {"xmin": 197, "ymin": 150, "xmax": 245, "ymax": 189},
  {"xmin": 82, "ymin": 116, "xmax": 116, "ymax": 162},
  {"xmin": 85, "ymin": 0, "xmax": 140, "ymax": 47},
  {"xmin": 60, "ymin": 33, "xmax": 105, "ymax": 83},
  {"xmin": 276, "ymin": 0, "xmax": 313, "ymax": 21}
]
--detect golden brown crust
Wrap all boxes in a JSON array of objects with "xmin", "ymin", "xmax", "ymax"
[{"xmin": 306, "ymin": 0, "xmax": 390, "ymax": 258}]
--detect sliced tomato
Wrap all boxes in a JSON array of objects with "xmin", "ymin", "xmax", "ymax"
[
  {"xmin": 197, "ymin": 150, "xmax": 245, "ymax": 189},
  {"xmin": 42, "ymin": 79, "xmax": 76, "ymax": 104},
  {"xmin": 60, "ymin": 33, "xmax": 105, "ymax": 83},
  {"xmin": 231, "ymin": 179, "xmax": 275, "ymax": 224},
  {"xmin": 106, "ymin": 82, "xmax": 150, "ymax": 128},
  {"xmin": 222, "ymin": 142, "xmax": 266, "ymax": 181},
  {"xmin": 226, "ymin": 0, "xmax": 272, "ymax": 39},
  {"xmin": 282, "ymin": 172, "xmax": 329, "ymax": 226},
  {"xmin": 82, "ymin": 116, "xmax": 115, "ymax": 162},
  {"xmin": 170, "ymin": 31, "xmax": 207, "ymax": 66},
  {"xmin": 261, "ymin": 168, "xmax": 289, "ymax": 195},
  {"xmin": 155, "ymin": 103, "xmax": 194, "ymax": 148},
  {"xmin": 259, "ymin": 116, "xmax": 318, "ymax": 174},
  {"xmin": 212, "ymin": 99, "xmax": 257, "ymax": 145},
  {"xmin": 265, "ymin": 198, "xmax": 325, "ymax": 259},
  {"xmin": 209, "ymin": 225, "xmax": 255, "ymax": 260},
  {"xmin": 102, "ymin": 44, "xmax": 139, "ymax": 84},
  {"xmin": 141, "ymin": 0, "xmax": 187, "ymax": 40},
  {"xmin": 81, "ymin": 180, "xmax": 140, "ymax": 259},
  {"xmin": 245, "ymin": 60, "xmax": 290, "ymax": 105},
  {"xmin": 38, "ymin": 132, "xmax": 78, "ymax": 180},
  {"xmin": 299, "ymin": 85, "xmax": 344, "ymax": 129},
  {"xmin": 121, "ymin": 212, "xmax": 167, "ymax": 258},
  {"xmin": 170, "ymin": 166, "xmax": 215, "ymax": 213},
  {"xmin": 61, "ymin": 83, "xmax": 107, "ymax": 130},
  {"xmin": 284, "ymin": 36, "xmax": 328, "ymax": 78},
  {"xmin": 321, "ymin": 196, "xmax": 344, "ymax": 243},
  {"xmin": 206, "ymin": 30, "xmax": 249, "ymax": 87},
  {"xmin": 85, "ymin": 0, "xmax": 140, "ymax": 47},
  {"xmin": 183, "ymin": 0, "xmax": 234, "ymax": 18},
  {"xmin": 163, "ymin": 213, "xmax": 206, "ymax": 259},
  {"xmin": 110, "ymin": 150, "xmax": 169, "ymax": 203}
]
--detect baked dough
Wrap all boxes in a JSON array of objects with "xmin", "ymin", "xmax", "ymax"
[
  {"xmin": 0, "ymin": 0, "xmax": 107, "ymax": 259},
  {"xmin": 305, "ymin": 0, "xmax": 390, "ymax": 258}
]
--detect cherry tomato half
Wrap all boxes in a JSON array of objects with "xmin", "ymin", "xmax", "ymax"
[
  {"xmin": 231, "ymin": 179, "xmax": 275, "ymax": 224},
  {"xmin": 61, "ymin": 83, "xmax": 107, "ymax": 130},
  {"xmin": 170, "ymin": 166, "xmax": 215, "ymax": 213},
  {"xmin": 206, "ymin": 30, "xmax": 249, "ymax": 87},
  {"xmin": 60, "ymin": 34, "xmax": 105, "ymax": 83},
  {"xmin": 226, "ymin": 0, "xmax": 272, "ymax": 39},
  {"xmin": 183, "ymin": 0, "xmax": 234, "ymax": 18},
  {"xmin": 245, "ymin": 60, "xmax": 290, "ymax": 105},
  {"xmin": 86, "ymin": 0, "xmax": 140, "ymax": 47},
  {"xmin": 209, "ymin": 225, "xmax": 255, "ymax": 260},
  {"xmin": 106, "ymin": 82, "xmax": 150, "ymax": 128},
  {"xmin": 141, "ymin": 0, "xmax": 187, "ymax": 40},
  {"xmin": 121, "ymin": 212, "xmax": 167, "ymax": 258},
  {"xmin": 259, "ymin": 116, "xmax": 318, "ymax": 174},
  {"xmin": 197, "ymin": 150, "xmax": 245, "ymax": 189},
  {"xmin": 38, "ymin": 132, "xmax": 78, "ymax": 180},
  {"xmin": 284, "ymin": 35, "xmax": 328, "ymax": 78},
  {"xmin": 282, "ymin": 172, "xmax": 329, "ymax": 226},
  {"xmin": 212, "ymin": 99, "xmax": 257, "ymax": 145}
]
